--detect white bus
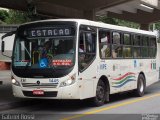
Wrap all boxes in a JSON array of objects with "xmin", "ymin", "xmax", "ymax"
[{"xmin": 1, "ymin": 19, "xmax": 160, "ymax": 106}]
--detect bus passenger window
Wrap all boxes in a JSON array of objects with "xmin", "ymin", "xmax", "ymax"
[
  {"xmin": 123, "ymin": 46, "xmax": 132, "ymax": 58},
  {"xmin": 149, "ymin": 37, "xmax": 157, "ymax": 58},
  {"xmin": 113, "ymin": 32, "xmax": 121, "ymax": 44},
  {"xmin": 112, "ymin": 45, "xmax": 123, "ymax": 58},
  {"xmin": 112, "ymin": 32, "xmax": 122, "ymax": 58},
  {"xmin": 133, "ymin": 47, "xmax": 141, "ymax": 58},
  {"xmin": 133, "ymin": 35, "xmax": 141, "ymax": 46},
  {"xmin": 141, "ymin": 36, "xmax": 149, "ymax": 58},
  {"xmin": 133, "ymin": 35, "xmax": 141, "ymax": 58},
  {"xmin": 99, "ymin": 29, "xmax": 111, "ymax": 59},
  {"xmin": 79, "ymin": 27, "xmax": 96, "ymax": 71},
  {"xmin": 123, "ymin": 33, "xmax": 132, "ymax": 58}
]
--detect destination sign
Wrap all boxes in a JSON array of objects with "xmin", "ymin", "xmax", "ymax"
[{"xmin": 27, "ymin": 27, "xmax": 74, "ymax": 37}]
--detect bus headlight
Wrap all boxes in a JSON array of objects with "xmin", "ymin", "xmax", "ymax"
[
  {"xmin": 12, "ymin": 77, "xmax": 20, "ymax": 86},
  {"xmin": 60, "ymin": 74, "xmax": 76, "ymax": 87}
]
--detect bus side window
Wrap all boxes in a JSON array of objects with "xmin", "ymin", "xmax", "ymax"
[
  {"xmin": 133, "ymin": 35, "xmax": 141, "ymax": 58},
  {"xmin": 79, "ymin": 26, "xmax": 97, "ymax": 71},
  {"xmin": 141, "ymin": 36, "xmax": 149, "ymax": 58},
  {"xmin": 123, "ymin": 33, "xmax": 132, "ymax": 58},
  {"xmin": 149, "ymin": 37, "xmax": 157, "ymax": 58},
  {"xmin": 112, "ymin": 32, "xmax": 122, "ymax": 58},
  {"xmin": 78, "ymin": 26, "xmax": 97, "ymax": 71},
  {"xmin": 99, "ymin": 29, "xmax": 111, "ymax": 59}
]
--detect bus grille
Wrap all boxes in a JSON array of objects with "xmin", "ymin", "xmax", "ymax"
[{"xmin": 22, "ymin": 83, "xmax": 58, "ymax": 88}]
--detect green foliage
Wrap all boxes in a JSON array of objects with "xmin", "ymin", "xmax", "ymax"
[
  {"xmin": 97, "ymin": 16, "xmax": 118, "ymax": 25},
  {"xmin": 97, "ymin": 16, "xmax": 140, "ymax": 29},
  {"xmin": 150, "ymin": 22, "xmax": 160, "ymax": 30},
  {"xmin": 0, "ymin": 10, "xmax": 9, "ymax": 23},
  {"xmin": 5, "ymin": 9, "xmax": 31, "ymax": 24},
  {"xmin": 115, "ymin": 19, "xmax": 139, "ymax": 29},
  {"xmin": 0, "ymin": 8, "xmax": 160, "ymax": 31},
  {"xmin": 0, "ymin": 9, "xmax": 44, "ymax": 25}
]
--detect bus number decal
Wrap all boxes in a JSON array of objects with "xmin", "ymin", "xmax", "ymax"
[{"xmin": 49, "ymin": 78, "xmax": 59, "ymax": 84}]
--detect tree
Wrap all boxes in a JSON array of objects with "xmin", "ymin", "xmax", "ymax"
[
  {"xmin": 97, "ymin": 16, "xmax": 118, "ymax": 25},
  {"xmin": 97, "ymin": 16, "xmax": 140, "ymax": 29},
  {"xmin": 149, "ymin": 22, "xmax": 160, "ymax": 30},
  {"xmin": 5, "ymin": 9, "xmax": 31, "ymax": 24},
  {"xmin": 0, "ymin": 10, "xmax": 9, "ymax": 24},
  {"xmin": 115, "ymin": 19, "xmax": 139, "ymax": 29}
]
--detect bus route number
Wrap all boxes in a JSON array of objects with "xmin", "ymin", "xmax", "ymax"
[{"xmin": 49, "ymin": 78, "xmax": 59, "ymax": 84}]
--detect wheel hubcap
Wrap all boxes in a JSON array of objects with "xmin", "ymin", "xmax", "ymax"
[
  {"xmin": 139, "ymin": 79, "xmax": 144, "ymax": 93},
  {"xmin": 96, "ymin": 85, "xmax": 105, "ymax": 102}
]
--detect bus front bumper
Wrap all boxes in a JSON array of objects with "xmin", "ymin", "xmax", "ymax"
[{"xmin": 12, "ymin": 83, "xmax": 81, "ymax": 99}]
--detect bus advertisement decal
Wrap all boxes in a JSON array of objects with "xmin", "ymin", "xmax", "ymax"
[
  {"xmin": 134, "ymin": 60, "xmax": 137, "ymax": 68},
  {"xmin": 112, "ymin": 72, "xmax": 136, "ymax": 88}
]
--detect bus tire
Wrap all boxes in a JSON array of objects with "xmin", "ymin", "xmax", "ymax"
[
  {"xmin": 91, "ymin": 80, "xmax": 106, "ymax": 106},
  {"xmin": 135, "ymin": 74, "xmax": 146, "ymax": 97}
]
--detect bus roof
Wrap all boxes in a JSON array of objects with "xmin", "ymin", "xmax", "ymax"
[{"xmin": 21, "ymin": 19, "xmax": 156, "ymax": 36}]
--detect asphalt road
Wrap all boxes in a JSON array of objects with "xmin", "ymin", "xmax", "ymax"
[{"xmin": 0, "ymin": 70, "xmax": 160, "ymax": 120}]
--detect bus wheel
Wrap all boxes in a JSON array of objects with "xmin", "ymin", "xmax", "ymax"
[
  {"xmin": 135, "ymin": 74, "xmax": 145, "ymax": 97},
  {"xmin": 92, "ymin": 80, "xmax": 106, "ymax": 106}
]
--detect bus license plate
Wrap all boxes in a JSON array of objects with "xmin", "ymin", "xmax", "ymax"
[{"xmin": 33, "ymin": 90, "xmax": 44, "ymax": 95}]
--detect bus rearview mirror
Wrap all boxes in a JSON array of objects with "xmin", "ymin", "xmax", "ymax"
[
  {"xmin": 1, "ymin": 31, "xmax": 16, "ymax": 58},
  {"xmin": 1, "ymin": 31, "xmax": 16, "ymax": 40},
  {"xmin": 1, "ymin": 41, "xmax": 5, "ymax": 53}
]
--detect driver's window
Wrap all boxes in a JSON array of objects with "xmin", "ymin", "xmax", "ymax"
[{"xmin": 79, "ymin": 25, "xmax": 96, "ymax": 71}]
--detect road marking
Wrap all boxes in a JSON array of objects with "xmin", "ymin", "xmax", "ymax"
[{"xmin": 61, "ymin": 93, "xmax": 160, "ymax": 120}]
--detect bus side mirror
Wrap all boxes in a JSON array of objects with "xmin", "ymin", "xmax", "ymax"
[
  {"xmin": 1, "ymin": 31, "xmax": 16, "ymax": 58},
  {"xmin": 1, "ymin": 31, "xmax": 16, "ymax": 40},
  {"xmin": 1, "ymin": 41, "xmax": 5, "ymax": 53}
]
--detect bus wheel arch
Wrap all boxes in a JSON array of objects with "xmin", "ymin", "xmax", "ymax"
[
  {"xmin": 91, "ymin": 76, "xmax": 110, "ymax": 106},
  {"xmin": 135, "ymin": 72, "xmax": 146, "ymax": 97}
]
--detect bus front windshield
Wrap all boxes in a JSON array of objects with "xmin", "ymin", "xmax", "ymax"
[
  {"xmin": 13, "ymin": 24, "xmax": 76, "ymax": 74},
  {"xmin": 13, "ymin": 37, "xmax": 75, "ymax": 69}
]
